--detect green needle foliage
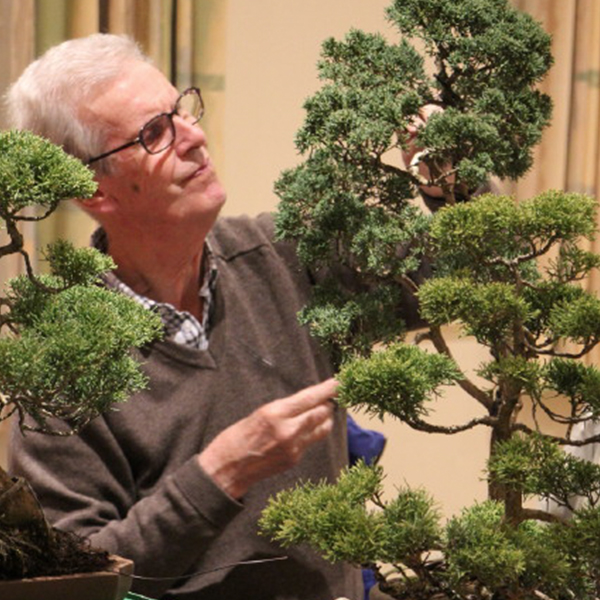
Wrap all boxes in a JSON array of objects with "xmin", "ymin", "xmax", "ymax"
[
  {"xmin": 0, "ymin": 280, "xmax": 161, "ymax": 433},
  {"xmin": 0, "ymin": 131, "xmax": 97, "ymax": 214},
  {"xmin": 488, "ymin": 434, "xmax": 600, "ymax": 510},
  {"xmin": 261, "ymin": 1, "xmax": 600, "ymax": 598},
  {"xmin": 445, "ymin": 502, "xmax": 573, "ymax": 598},
  {"xmin": 0, "ymin": 131, "xmax": 162, "ymax": 434},
  {"xmin": 337, "ymin": 343, "xmax": 462, "ymax": 422},
  {"xmin": 260, "ymin": 461, "xmax": 441, "ymax": 568},
  {"xmin": 0, "ymin": 130, "xmax": 162, "ymax": 579}
]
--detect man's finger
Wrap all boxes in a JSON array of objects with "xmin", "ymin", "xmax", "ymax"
[{"xmin": 277, "ymin": 379, "xmax": 339, "ymax": 417}]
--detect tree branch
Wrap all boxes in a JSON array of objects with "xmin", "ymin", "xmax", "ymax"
[
  {"xmin": 407, "ymin": 414, "xmax": 496, "ymax": 435},
  {"xmin": 534, "ymin": 396, "xmax": 590, "ymax": 426},
  {"xmin": 521, "ymin": 507, "xmax": 566, "ymax": 525},
  {"xmin": 428, "ymin": 326, "xmax": 494, "ymax": 410},
  {"xmin": 512, "ymin": 422, "xmax": 600, "ymax": 447},
  {"xmin": 532, "ymin": 339, "xmax": 600, "ymax": 359},
  {"xmin": 12, "ymin": 205, "xmax": 57, "ymax": 222},
  {"xmin": 486, "ymin": 236, "xmax": 559, "ymax": 269},
  {"xmin": 0, "ymin": 212, "xmax": 25, "ymax": 258}
]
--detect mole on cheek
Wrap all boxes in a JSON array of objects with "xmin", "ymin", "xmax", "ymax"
[{"xmin": 130, "ymin": 182, "xmax": 141, "ymax": 193}]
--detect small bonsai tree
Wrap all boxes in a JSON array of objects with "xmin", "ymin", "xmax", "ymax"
[
  {"xmin": 260, "ymin": 1, "xmax": 600, "ymax": 598},
  {"xmin": 0, "ymin": 130, "xmax": 162, "ymax": 579}
]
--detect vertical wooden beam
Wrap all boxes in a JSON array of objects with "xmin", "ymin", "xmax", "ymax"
[
  {"xmin": 174, "ymin": 0, "xmax": 194, "ymax": 88},
  {"xmin": 566, "ymin": 0, "xmax": 600, "ymax": 196},
  {"xmin": 0, "ymin": 0, "xmax": 37, "ymax": 265},
  {"xmin": 144, "ymin": 0, "xmax": 174, "ymax": 74},
  {"xmin": 0, "ymin": 0, "xmax": 36, "ymax": 468},
  {"xmin": 34, "ymin": 0, "xmax": 68, "ymax": 54},
  {"xmin": 68, "ymin": 0, "xmax": 100, "ymax": 37},
  {"xmin": 106, "ymin": 0, "xmax": 130, "ymax": 34},
  {"xmin": 191, "ymin": 0, "xmax": 228, "ymax": 178},
  {"xmin": 570, "ymin": 1, "xmax": 600, "ymax": 363}
]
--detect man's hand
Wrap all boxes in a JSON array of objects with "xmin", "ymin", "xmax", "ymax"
[{"xmin": 197, "ymin": 379, "xmax": 338, "ymax": 499}]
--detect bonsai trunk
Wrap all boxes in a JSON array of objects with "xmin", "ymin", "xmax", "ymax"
[
  {"xmin": 488, "ymin": 383, "xmax": 524, "ymax": 524},
  {"xmin": 0, "ymin": 464, "xmax": 58, "ymax": 579},
  {"xmin": 0, "ymin": 466, "xmax": 54, "ymax": 536}
]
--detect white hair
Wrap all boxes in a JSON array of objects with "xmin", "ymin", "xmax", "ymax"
[{"xmin": 5, "ymin": 33, "xmax": 152, "ymax": 175}]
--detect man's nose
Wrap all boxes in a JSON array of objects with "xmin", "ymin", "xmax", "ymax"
[{"xmin": 173, "ymin": 115, "xmax": 207, "ymax": 154}]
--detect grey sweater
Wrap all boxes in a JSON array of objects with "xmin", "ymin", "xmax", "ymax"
[{"xmin": 10, "ymin": 214, "xmax": 363, "ymax": 600}]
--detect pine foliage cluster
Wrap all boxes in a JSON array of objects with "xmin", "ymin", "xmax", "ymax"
[{"xmin": 0, "ymin": 130, "xmax": 162, "ymax": 435}]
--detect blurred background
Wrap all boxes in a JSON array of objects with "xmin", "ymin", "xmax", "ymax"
[{"xmin": 1, "ymin": 0, "xmax": 599, "ymax": 518}]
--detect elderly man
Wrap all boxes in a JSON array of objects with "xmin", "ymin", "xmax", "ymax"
[{"xmin": 7, "ymin": 33, "xmax": 364, "ymax": 600}]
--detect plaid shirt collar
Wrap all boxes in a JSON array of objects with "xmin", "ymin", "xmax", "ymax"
[{"xmin": 91, "ymin": 228, "xmax": 218, "ymax": 351}]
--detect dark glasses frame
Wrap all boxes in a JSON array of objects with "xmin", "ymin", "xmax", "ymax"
[{"xmin": 86, "ymin": 87, "xmax": 204, "ymax": 165}]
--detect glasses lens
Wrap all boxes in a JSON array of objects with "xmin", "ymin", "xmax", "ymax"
[
  {"xmin": 177, "ymin": 89, "xmax": 203, "ymax": 125},
  {"xmin": 140, "ymin": 114, "xmax": 175, "ymax": 154}
]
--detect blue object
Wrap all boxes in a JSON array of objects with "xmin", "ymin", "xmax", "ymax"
[
  {"xmin": 347, "ymin": 414, "xmax": 386, "ymax": 467},
  {"xmin": 347, "ymin": 414, "xmax": 387, "ymax": 600}
]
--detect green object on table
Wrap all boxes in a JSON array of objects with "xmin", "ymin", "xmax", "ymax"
[{"xmin": 125, "ymin": 593, "xmax": 155, "ymax": 600}]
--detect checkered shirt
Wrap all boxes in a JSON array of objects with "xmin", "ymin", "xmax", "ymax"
[{"xmin": 92, "ymin": 228, "xmax": 218, "ymax": 351}]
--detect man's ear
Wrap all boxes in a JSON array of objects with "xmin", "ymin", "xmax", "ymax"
[{"xmin": 75, "ymin": 186, "xmax": 117, "ymax": 217}]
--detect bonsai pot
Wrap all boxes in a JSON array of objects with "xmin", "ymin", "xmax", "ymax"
[{"xmin": 0, "ymin": 554, "xmax": 133, "ymax": 600}]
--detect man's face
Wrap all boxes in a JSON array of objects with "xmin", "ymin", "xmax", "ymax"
[{"xmin": 81, "ymin": 61, "xmax": 226, "ymax": 235}]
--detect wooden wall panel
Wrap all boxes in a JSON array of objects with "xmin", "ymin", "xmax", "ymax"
[
  {"xmin": 191, "ymin": 0, "xmax": 228, "ymax": 176},
  {"xmin": 566, "ymin": 1, "xmax": 600, "ymax": 197},
  {"xmin": 573, "ymin": 1, "xmax": 600, "ymax": 364}
]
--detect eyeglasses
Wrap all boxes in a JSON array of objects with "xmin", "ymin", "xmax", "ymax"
[{"xmin": 86, "ymin": 87, "xmax": 204, "ymax": 165}]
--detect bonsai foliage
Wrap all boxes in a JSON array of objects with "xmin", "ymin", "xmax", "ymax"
[
  {"xmin": 261, "ymin": 1, "xmax": 600, "ymax": 598},
  {"xmin": 0, "ymin": 130, "xmax": 162, "ymax": 579}
]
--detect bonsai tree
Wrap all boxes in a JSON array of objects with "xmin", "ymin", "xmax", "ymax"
[
  {"xmin": 260, "ymin": 0, "xmax": 600, "ymax": 598},
  {"xmin": 0, "ymin": 130, "xmax": 162, "ymax": 579}
]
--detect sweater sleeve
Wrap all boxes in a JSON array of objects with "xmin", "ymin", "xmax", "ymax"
[{"xmin": 9, "ymin": 416, "xmax": 243, "ymax": 598}]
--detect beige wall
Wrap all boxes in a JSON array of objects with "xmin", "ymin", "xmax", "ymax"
[{"xmin": 221, "ymin": 0, "xmax": 391, "ymax": 216}]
